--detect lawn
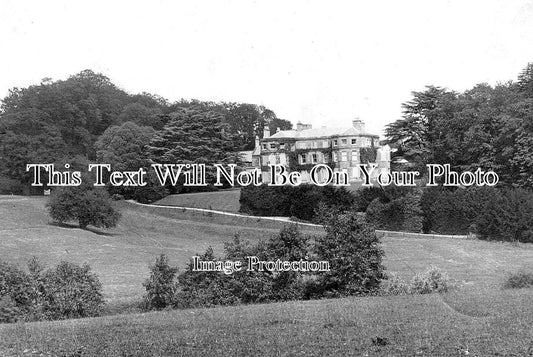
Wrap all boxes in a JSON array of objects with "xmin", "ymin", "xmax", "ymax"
[
  {"xmin": 0, "ymin": 195, "xmax": 320, "ymax": 306},
  {"xmin": 1, "ymin": 288, "xmax": 532, "ymax": 356},
  {"xmin": 1, "ymin": 195, "xmax": 532, "ymax": 356},
  {"xmin": 154, "ymin": 189, "xmax": 242, "ymax": 213}
]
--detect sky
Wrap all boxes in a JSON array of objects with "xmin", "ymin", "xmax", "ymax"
[{"xmin": 1, "ymin": 0, "xmax": 533, "ymax": 136}]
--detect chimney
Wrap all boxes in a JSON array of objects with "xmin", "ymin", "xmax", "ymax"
[
  {"xmin": 263, "ymin": 126, "xmax": 270, "ymax": 138},
  {"xmin": 352, "ymin": 117, "xmax": 364, "ymax": 132}
]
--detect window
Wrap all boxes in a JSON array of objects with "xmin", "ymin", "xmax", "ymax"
[
  {"xmin": 351, "ymin": 138, "xmax": 357, "ymax": 145},
  {"xmin": 332, "ymin": 152, "xmax": 338, "ymax": 161},
  {"xmin": 323, "ymin": 140, "xmax": 329, "ymax": 147},
  {"xmin": 276, "ymin": 155, "xmax": 280, "ymax": 164},
  {"xmin": 312, "ymin": 154, "xmax": 318, "ymax": 163},
  {"xmin": 351, "ymin": 151, "xmax": 358, "ymax": 162},
  {"xmin": 312, "ymin": 141, "xmax": 318, "ymax": 148},
  {"xmin": 333, "ymin": 139, "xmax": 338, "ymax": 146},
  {"xmin": 279, "ymin": 143, "xmax": 285, "ymax": 150},
  {"xmin": 341, "ymin": 152, "xmax": 348, "ymax": 162},
  {"xmin": 262, "ymin": 144, "xmax": 267, "ymax": 150},
  {"xmin": 300, "ymin": 154, "xmax": 307, "ymax": 164},
  {"xmin": 270, "ymin": 143, "xmax": 276, "ymax": 149},
  {"xmin": 341, "ymin": 139, "xmax": 347, "ymax": 145}
]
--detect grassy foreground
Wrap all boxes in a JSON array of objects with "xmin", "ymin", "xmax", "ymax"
[
  {"xmin": 1, "ymin": 288, "xmax": 532, "ymax": 356},
  {"xmin": 1, "ymin": 194, "xmax": 533, "ymax": 356},
  {"xmin": 0, "ymin": 195, "xmax": 320, "ymax": 306}
]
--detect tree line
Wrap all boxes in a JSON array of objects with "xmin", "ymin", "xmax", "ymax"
[
  {"xmin": 385, "ymin": 63, "xmax": 533, "ymax": 189},
  {"xmin": 0, "ymin": 69, "xmax": 291, "ymax": 192}
]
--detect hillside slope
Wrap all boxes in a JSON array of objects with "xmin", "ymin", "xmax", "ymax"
[
  {"xmin": 1, "ymin": 288, "xmax": 532, "ymax": 356},
  {"xmin": 1, "ymin": 195, "xmax": 532, "ymax": 304}
]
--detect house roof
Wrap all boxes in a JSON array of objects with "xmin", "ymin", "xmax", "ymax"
[{"xmin": 264, "ymin": 126, "xmax": 379, "ymax": 141}]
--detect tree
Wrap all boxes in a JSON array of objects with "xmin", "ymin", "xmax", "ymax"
[
  {"xmin": 224, "ymin": 103, "xmax": 286, "ymax": 150},
  {"xmin": 313, "ymin": 209, "xmax": 386, "ymax": 296},
  {"xmin": 384, "ymin": 86, "xmax": 457, "ymax": 172},
  {"xmin": 0, "ymin": 70, "xmax": 131, "ymax": 184},
  {"xmin": 95, "ymin": 121, "xmax": 155, "ymax": 172},
  {"xmin": 41, "ymin": 261, "xmax": 104, "ymax": 319},
  {"xmin": 143, "ymin": 254, "xmax": 178, "ymax": 310},
  {"xmin": 118, "ymin": 103, "xmax": 164, "ymax": 129},
  {"xmin": 146, "ymin": 107, "xmax": 242, "ymax": 189},
  {"xmin": 46, "ymin": 183, "xmax": 120, "ymax": 229}
]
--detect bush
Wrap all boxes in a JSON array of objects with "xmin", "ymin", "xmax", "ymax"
[
  {"xmin": 0, "ymin": 296, "xmax": 22, "ymax": 323},
  {"xmin": 40, "ymin": 261, "xmax": 105, "ymax": 319},
  {"xmin": 171, "ymin": 227, "xmax": 310, "ymax": 309},
  {"xmin": 421, "ymin": 187, "xmax": 494, "ymax": 235},
  {"xmin": 0, "ymin": 261, "xmax": 35, "ymax": 312},
  {"xmin": 313, "ymin": 208, "xmax": 386, "ymax": 297},
  {"xmin": 365, "ymin": 188, "xmax": 423, "ymax": 232},
  {"xmin": 381, "ymin": 267, "xmax": 454, "ymax": 295},
  {"xmin": 420, "ymin": 186, "xmax": 533, "ymax": 242},
  {"xmin": 239, "ymin": 185, "xmax": 355, "ymax": 222},
  {"xmin": 143, "ymin": 221, "xmax": 387, "ymax": 311},
  {"xmin": 47, "ymin": 184, "xmax": 121, "ymax": 229},
  {"xmin": 409, "ymin": 266, "xmax": 450, "ymax": 294},
  {"xmin": 475, "ymin": 188, "xmax": 533, "ymax": 243},
  {"xmin": 143, "ymin": 254, "xmax": 178, "ymax": 310},
  {"xmin": 0, "ymin": 259, "xmax": 104, "ymax": 322},
  {"xmin": 381, "ymin": 273, "xmax": 409, "ymax": 296},
  {"xmin": 503, "ymin": 271, "xmax": 533, "ymax": 289}
]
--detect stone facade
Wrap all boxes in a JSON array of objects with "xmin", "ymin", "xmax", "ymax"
[{"xmin": 251, "ymin": 118, "xmax": 390, "ymax": 184}]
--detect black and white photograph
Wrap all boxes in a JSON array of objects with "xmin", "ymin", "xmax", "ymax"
[{"xmin": 1, "ymin": 1, "xmax": 533, "ymax": 356}]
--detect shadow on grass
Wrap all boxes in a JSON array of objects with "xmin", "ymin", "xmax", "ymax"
[{"xmin": 48, "ymin": 221, "xmax": 119, "ymax": 236}]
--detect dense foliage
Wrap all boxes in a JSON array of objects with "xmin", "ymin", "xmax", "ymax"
[
  {"xmin": 143, "ymin": 220, "xmax": 385, "ymax": 310},
  {"xmin": 362, "ymin": 185, "xmax": 533, "ymax": 243},
  {"xmin": 239, "ymin": 184, "xmax": 356, "ymax": 222},
  {"xmin": 0, "ymin": 69, "xmax": 289, "ymax": 192},
  {"xmin": 385, "ymin": 63, "xmax": 533, "ymax": 189},
  {"xmin": 0, "ymin": 259, "xmax": 104, "ymax": 322},
  {"xmin": 365, "ymin": 188, "xmax": 424, "ymax": 233},
  {"xmin": 46, "ymin": 182, "xmax": 120, "ymax": 229},
  {"xmin": 312, "ymin": 208, "xmax": 386, "ymax": 297}
]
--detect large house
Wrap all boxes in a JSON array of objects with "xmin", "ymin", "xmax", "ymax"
[{"xmin": 251, "ymin": 118, "xmax": 390, "ymax": 185}]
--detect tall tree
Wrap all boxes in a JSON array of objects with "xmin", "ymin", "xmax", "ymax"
[
  {"xmin": 384, "ymin": 86, "xmax": 457, "ymax": 171},
  {"xmin": 146, "ymin": 107, "xmax": 242, "ymax": 189}
]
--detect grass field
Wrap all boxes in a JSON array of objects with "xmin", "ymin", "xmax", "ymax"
[
  {"xmin": 0, "ymin": 195, "xmax": 318, "ymax": 306},
  {"xmin": 1, "ymin": 288, "xmax": 532, "ymax": 356},
  {"xmin": 154, "ymin": 189, "xmax": 242, "ymax": 213},
  {"xmin": 1, "ymin": 194, "xmax": 532, "ymax": 356}
]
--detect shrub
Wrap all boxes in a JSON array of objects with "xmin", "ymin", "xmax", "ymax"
[
  {"xmin": 47, "ymin": 184, "xmax": 121, "ymax": 229},
  {"xmin": 239, "ymin": 185, "xmax": 355, "ymax": 222},
  {"xmin": 0, "ymin": 259, "xmax": 104, "ymax": 322},
  {"xmin": 0, "ymin": 261, "xmax": 34, "ymax": 312},
  {"xmin": 145, "ymin": 220, "xmax": 388, "ymax": 310},
  {"xmin": 0, "ymin": 296, "xmax": 22, "ymax": 323},
  {"xmin": 381, "ymin": 273, "xmax": 409, "ymax": 296},
  {"xmin": 409, "ymin": 266, "xmax": 450, "ymax": 294},
  {"xmin": 420, "ymin": 186, "xmax": 533, "ymax": 242},
  {"xmin": 41, "ymin": 261, "xmax": 105, "ymax": 319},
  {"xmin": 475, "ymin": 188, "xmax": 533, "ymax": 243},
  {"xmin": 143, "ymin": 254, "xmax": 178, "ymax": 310},
  {"xmin": 313, "ymin": 208, "xmax": 386, "ymax": 297},
  {"xmin": 365, "ymin": 188, "xmax": 423, "ymax": 232},
  {"xmin": 503, "ymin": 271, "xmax": 533, "ymax": 289}
]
